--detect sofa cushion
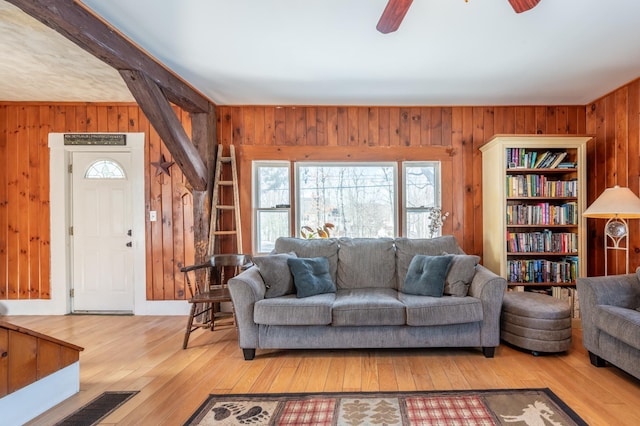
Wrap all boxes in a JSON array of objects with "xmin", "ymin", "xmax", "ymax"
[
  {"xmin": 444, "ymin": 254, "xmax": 480, "ymax": 297},
  {"xmin": 594, "ymin": 304, "xmax": 640, "ymax": 350},
  {"xmin": 395, "ymin": 236, "xmax": 463, "ymax": 286},
  {"xmin": 401, "ymin": 255, "xmax": 453, "ymax": 297},
  {"xmin": 254, "ymin": 293, "xmax": 335, "ymax": 326},
  {"xmin": 288, "ymin": 257, "xmax": 337, "ymax": 298},
  {"xmin": 336, "ymin": 238, "xmax": 396, "ymax": 290},
  {"xmin": 398, "ymin": 293, "xmax": 484, "ymax": 326},
  {"xmin": 275, "ymin": 237, "xmax": 338, "ymax": 282},
  {"xmin": 253, "ymin": 252, "xmax": 297, "ymax": 298},
  {"xmin": 332, "ymin": 288, "xmax": 406, "ymax": 326}
]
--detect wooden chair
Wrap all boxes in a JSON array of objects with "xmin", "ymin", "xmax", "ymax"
[{"xmin": 181, "ymin": 254, "xmax": 252, "ymax": 349}]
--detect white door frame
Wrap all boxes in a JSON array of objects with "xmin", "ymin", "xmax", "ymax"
[{"xmin": 50, "ymin": 133, "xmax": 145, "ymax": 314}]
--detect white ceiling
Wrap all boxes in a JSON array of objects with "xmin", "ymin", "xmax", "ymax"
[{"xmin": 2, "ymin": 0, "xmax": 640, "ymax": 106}]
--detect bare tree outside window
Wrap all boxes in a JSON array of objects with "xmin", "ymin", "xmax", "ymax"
[{"xmin": 297, "ymin": 164, "xmax": 397, "ymax": 238}]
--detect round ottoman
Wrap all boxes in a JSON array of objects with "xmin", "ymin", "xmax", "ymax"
[{"xmin": 501, "ymin": 292, "xmax": 572, "ymax": 355}]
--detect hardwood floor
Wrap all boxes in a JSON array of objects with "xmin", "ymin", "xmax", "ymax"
[{"xmin": 5, "ymin": 315, "xmax": 639, "ymax": 425}]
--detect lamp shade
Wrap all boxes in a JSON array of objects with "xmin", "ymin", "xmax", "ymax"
[{"xmin": 583, "ymin": 185, "xmax": 640, "ymax": 218}]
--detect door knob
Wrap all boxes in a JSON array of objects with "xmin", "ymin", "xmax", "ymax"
[{"xmin": 126, "ymin": 242, "xmax": 132, "ymax": 247}]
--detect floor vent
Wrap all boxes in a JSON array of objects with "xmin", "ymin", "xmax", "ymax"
[{"xmin": 55, "ymin": 391, "xmax": 138, "ymax": 426}]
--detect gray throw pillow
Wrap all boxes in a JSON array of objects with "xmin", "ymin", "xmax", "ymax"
[
  {"xmin": 287, "ymin": 257, "xmax": 336, "ymax": 298},
  {"xmin": 402, "ymin": 255, "xmax": 453, "ymax": 297},
  {"xmin": 444, "ymin": 254, "xmax": 480, "ymax": 297},
  {"xmin": 253, "ymin": 252, "xmax": 297, "ymax": 298}
]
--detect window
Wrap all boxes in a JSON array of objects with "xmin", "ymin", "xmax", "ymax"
[
  {"xmin": 252, "ymin": 160, "xmax": 442, "ymax": 253},
  {"xmin": 296, "ymin": 163, "xmax": 397, "ymax": 238},
  {"xmin": 403, "ymin": 162, "xmax": 442, "ymax": 238},
  {"xmin": 84, "ymin": 159, "xmax": 126, "ymax": 179},
  {"xmin": 253, "ymin": 162, "xmax": 290, "ymax": 253}
]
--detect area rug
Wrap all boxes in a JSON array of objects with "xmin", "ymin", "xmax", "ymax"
[{"xmin": 185, "ymin": 388, "xmax": 586, "ymax": 425}]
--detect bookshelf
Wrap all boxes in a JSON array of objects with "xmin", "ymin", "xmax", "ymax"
[{"xmin": 480, "ymin": 135, "xmax": 592, "ymax": 316}]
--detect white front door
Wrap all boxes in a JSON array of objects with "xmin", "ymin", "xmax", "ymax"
[{"xmin": 71, "ymin": 152, "xmax": 134, "ymax": 313}]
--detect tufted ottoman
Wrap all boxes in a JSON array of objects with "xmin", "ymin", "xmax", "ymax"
[{"xmin": 501, "ymin": 291, "xmax": 572, "ymax": 355}]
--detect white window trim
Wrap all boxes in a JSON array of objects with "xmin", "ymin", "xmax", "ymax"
[
  {"xmin": 252, "ymin": 161, "xmax": 291, "ymax": 254},
  {"xmin": 402, "ymin": 161, "xmax": 442, "ymax": 237}
]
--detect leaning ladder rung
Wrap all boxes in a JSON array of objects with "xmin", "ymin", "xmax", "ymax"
[
  {"xmin": 215, "ymin": 205, "xmax": 235, "ymax": 210},
  {"xmin": 220, "ymin": 157, "xmax": 232, "ymax": 163},
  {"xmin": 218, "ymin": 181, "xmax": 233, "ymax": 186},
  {"xmin": 213, "ymin": 230, "xmax": 237, "ymax": 235}
]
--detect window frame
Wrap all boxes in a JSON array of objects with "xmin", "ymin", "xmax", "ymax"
[
  {"xmin": 251, "ymin": 159, "xmax": 443, "ymax": 254},
  {"xmin": 402, "ymin": 161, "xmax": 443, "ymax": 238},
  {"xmin": 252, "ymin": 161, "xmax": 291, "ymax": 254}
]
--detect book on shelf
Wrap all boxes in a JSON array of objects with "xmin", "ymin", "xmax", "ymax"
[{"xmin": 548, "ymin": 152, "xmax": 568, "ymax": 168}]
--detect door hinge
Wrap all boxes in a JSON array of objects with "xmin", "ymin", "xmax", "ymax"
[
  {"xmin": 70, "ymin": 288, "xmax": 74, "ymax": 298},
  {"xmin": 68, "ymin": 164, "xmax": 73, "ymax": 173},
  {"xmin": 69, "ymin": 226, "xmax": 73, "ymax": 236}
]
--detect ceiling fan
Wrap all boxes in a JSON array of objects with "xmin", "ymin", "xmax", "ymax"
[{"xmin": 376, "ymin": 0, "xmax": 542, "ymax": 34}]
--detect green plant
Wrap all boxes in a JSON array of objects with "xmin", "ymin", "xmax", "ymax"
[{"xmin": 301, "ymin": 223, "xmax": 335, "ymax": 239}]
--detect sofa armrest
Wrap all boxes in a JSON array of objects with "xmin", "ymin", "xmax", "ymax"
[
  {"xmin": 228, "ymin": 266, "xmax": 266, "ymax": 349},
  {"xmin": 576, "ymin": 273, "xmax": 640, "ymax": 351},
  {"xmin": 468, "ymin": 264, "xmax": 507, "ymax": 347}
]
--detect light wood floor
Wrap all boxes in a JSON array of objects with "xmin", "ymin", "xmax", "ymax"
[{"xmin": 5, "ymin": 315, "xmax": 639, "ymax": 425}]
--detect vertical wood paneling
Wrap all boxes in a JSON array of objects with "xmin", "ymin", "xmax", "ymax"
[
  {"xmin": 1, "ymin": 102, "xmax": 196, "ymax": 301},
  {"xmin": 3, "ymin": 81, "xmax": 639, "ymax": 302},
  {"xmin": 585, "ymin": 79, "xmax": 640, "ymax": 275},
  {"xmin": 0, "ymin": 106, "xmax": 7, "ymax": 299},
  {"xmin": 5, "ymin": 107, "xmax": 18, "ymax": 298}
]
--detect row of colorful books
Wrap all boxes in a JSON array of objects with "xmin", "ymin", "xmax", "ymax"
[
  {"xmin": 507, "ymin": 257, "xmax": 579, "ymax": 284},
  {"xmin": 506, "ymin": 148, "xmax": 575, "ymax": 169},
  {"xmin": 506, "ymin": 202, "xmax": 578, "ymax": 225},
  {"xmin": 507, "ymin": 231, "xmax": 578, "ymax": 253},
  {"xmin": 506, "ymin": 175, "xmax": 578, "ymax": 197}
]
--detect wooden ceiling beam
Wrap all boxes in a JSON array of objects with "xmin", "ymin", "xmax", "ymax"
[
  {"xmin": 6, "ymin": 0, "xmax": 210, "ymax": 113},
  {"xmin": 121, "ymin": 69, "xmax": 208, "ymax": 191}
]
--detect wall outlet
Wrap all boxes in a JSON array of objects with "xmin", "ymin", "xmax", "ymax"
[{"xmin": 149, "ymin": 210, "xmax": 157, "ymax": 222}]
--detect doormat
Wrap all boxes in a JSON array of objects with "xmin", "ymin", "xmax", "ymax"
[
  {"xmin": 185, "ymin": 389, "xmax": 586, "ymax": 425},
  {"xmin": 54, "ymin": 391, "xmax": 138, "ymax": 426}
]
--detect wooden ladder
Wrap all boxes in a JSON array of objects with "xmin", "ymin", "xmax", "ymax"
[{"xmin": 208, "ymin": 144, "xmax": 242, "ymax": 256}]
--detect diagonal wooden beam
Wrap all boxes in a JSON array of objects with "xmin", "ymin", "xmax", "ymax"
[
  {"xmin": 6, "ymin": 0, "xmax": 210, "ymax": 113},
  {"xmin": 120, "ymin": 69, "xmax": 208, "ymax": 191}
]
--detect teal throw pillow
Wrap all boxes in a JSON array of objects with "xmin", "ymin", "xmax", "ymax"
[
  {"xmin": 287, "ymin": 257, "xmax": 336, "ymax": 298},
  {"xmin": 402, "ymin": 255, "xmax": 454, "ymax": 297}
]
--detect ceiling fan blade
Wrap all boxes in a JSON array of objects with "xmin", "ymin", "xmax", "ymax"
[
  {"xmin": 376, "ymin": 0, "xmax": 414, "ymax": 34},
  {"xmin": 508, "ymin": 0, "xmax": 541, "ymax": 13}
]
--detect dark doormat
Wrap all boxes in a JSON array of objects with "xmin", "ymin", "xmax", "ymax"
[{"xmin": 54, "ymin": 391, "xmax": 138, "ymax": 426}]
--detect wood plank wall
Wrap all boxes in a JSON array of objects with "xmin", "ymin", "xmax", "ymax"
[
  {"xmin": 1, "ymin": 79, "xmax": 638, "ymax": 301},
  {"xmin": 0, "ymin": 103, "xmax": 194, "ymax": 301},
  {"xmin": 217, "ymin": 105, "xmax": 587, "ymax": 259},
  {"xmin": 585, "ymin": 79, "xmax": 640, "ymax": 276}
]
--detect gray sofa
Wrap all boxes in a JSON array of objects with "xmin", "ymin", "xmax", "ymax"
[
  {"xmin": 576, "ymin": 269, "xmax": 640, "ymax": 380},
  {"xmin": 228, "ymin": 236, "xmax": 507, "ymax": 360}
]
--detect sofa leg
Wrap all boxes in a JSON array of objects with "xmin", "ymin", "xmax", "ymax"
[
  {"xmin": 242, "ymin": 348, "xmax": 256, "ymax": 360},
  {"xmin": 482, "ymin": 347, "xmax": 496, "ymax": 358},
  {"xmin": 588, "ymin": 351, "xmax": 606, "ymax": 367}
]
